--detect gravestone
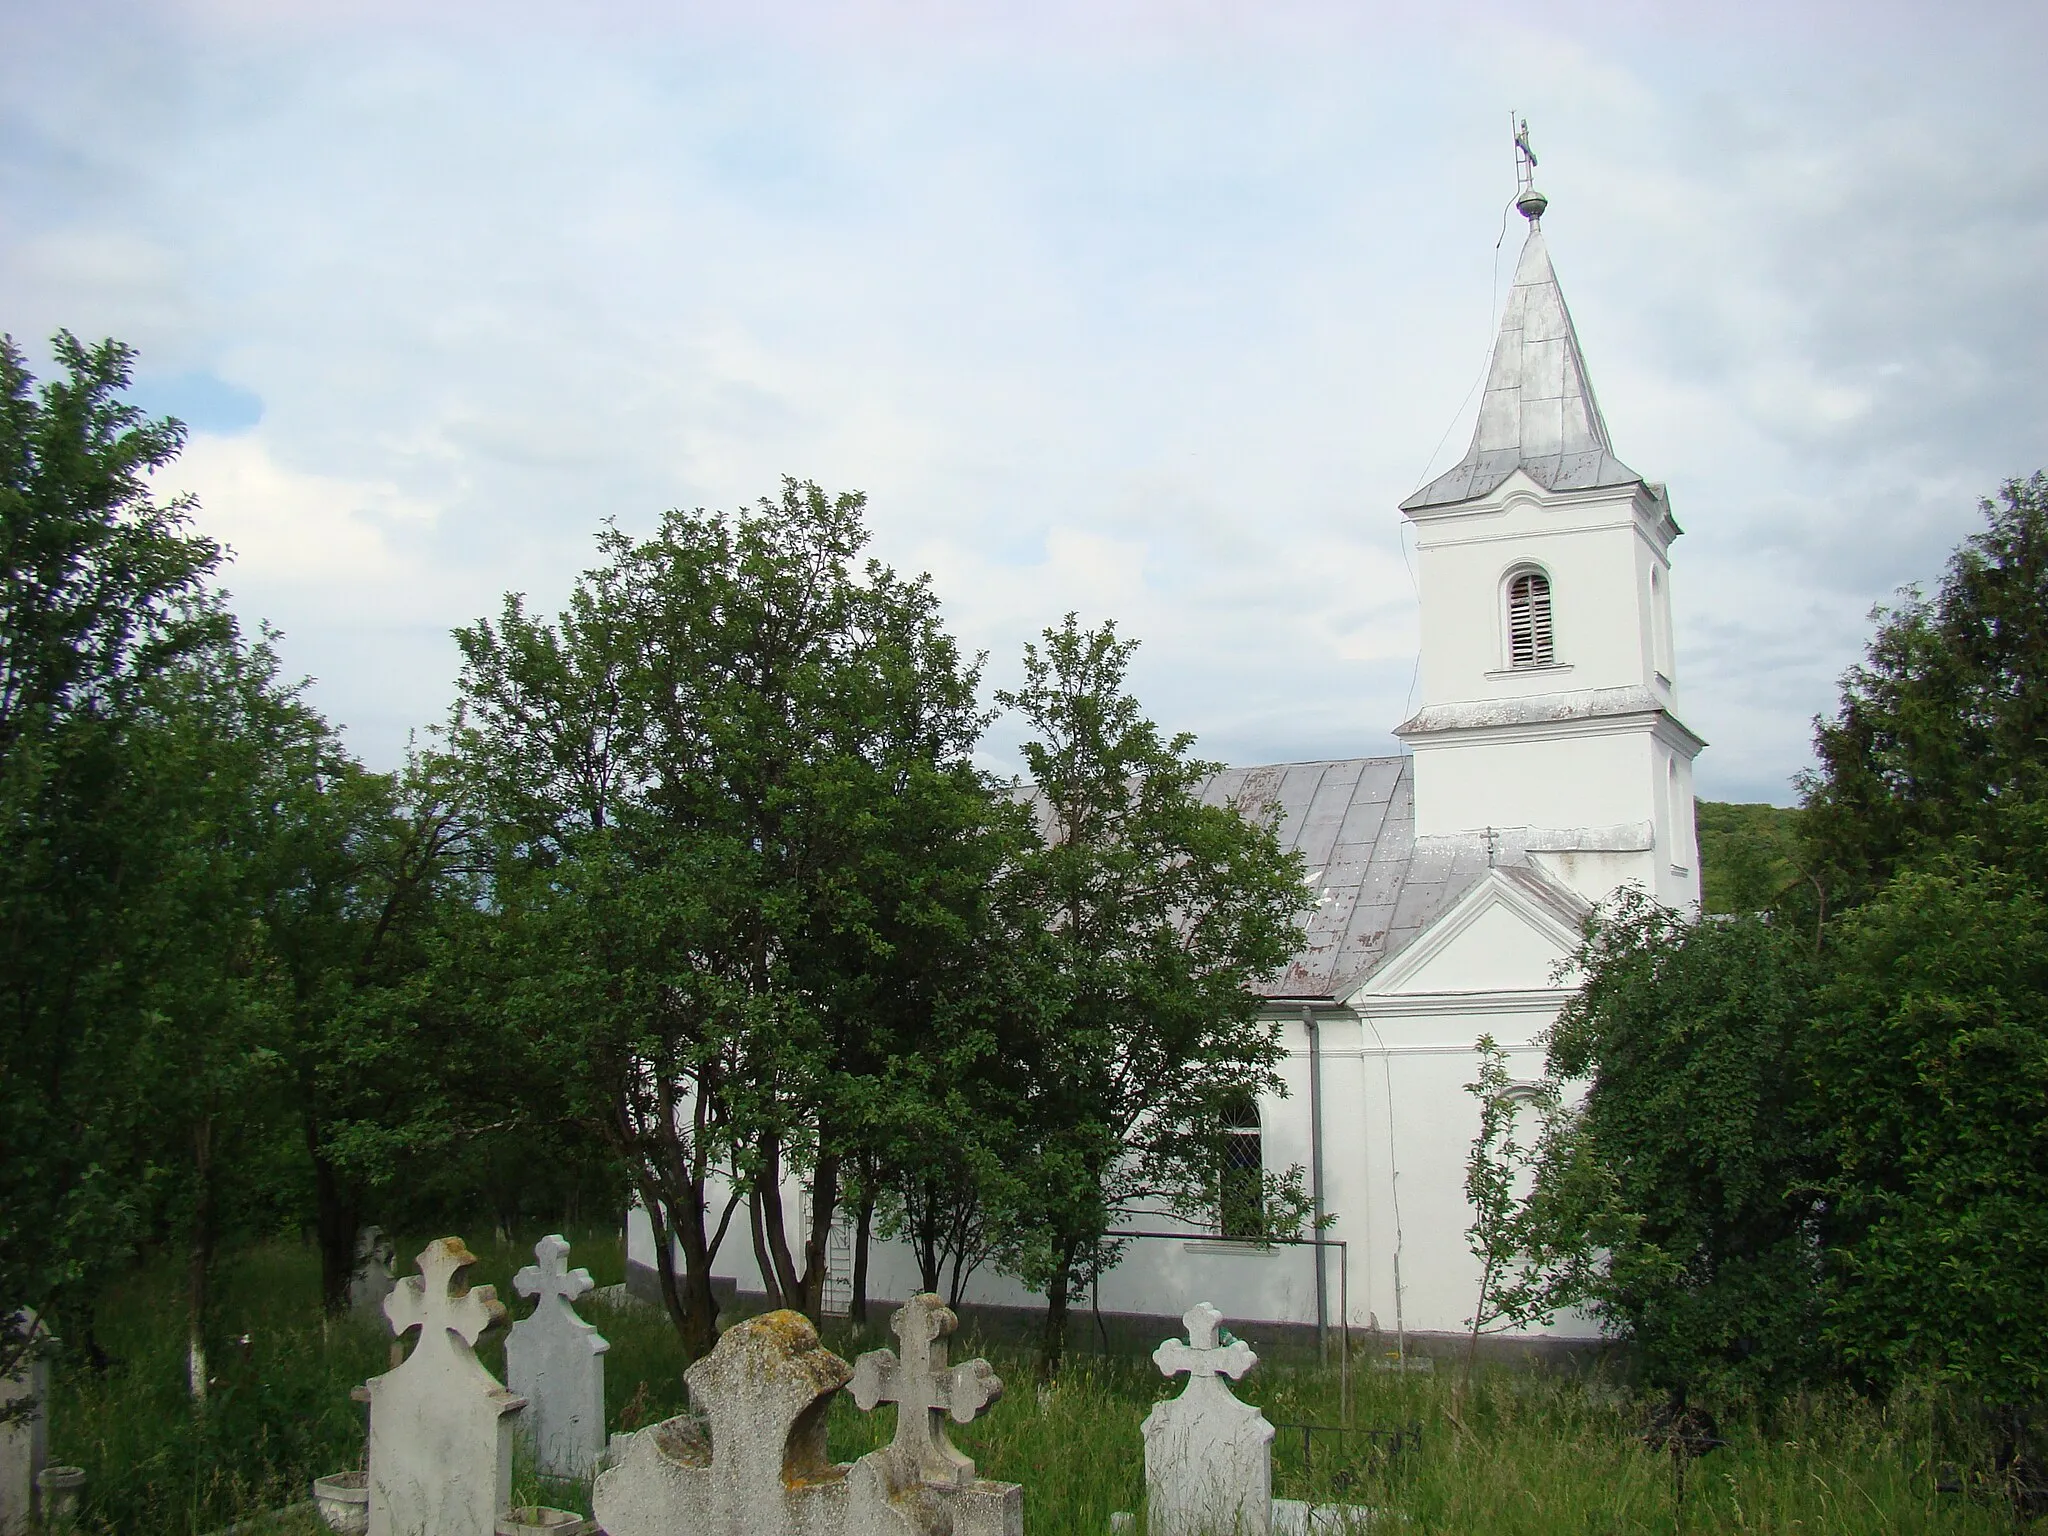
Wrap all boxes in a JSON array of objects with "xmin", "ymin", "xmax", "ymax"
[
  {"xmin": 507, "ymin": 1234, "xmax": 609, "ymax": 1481},
  {"xmin": 850, "ymin": 1294, "xmax": 1021, "ymax": 1536},
  {"xmin": 1142, "ymin": 1303, "xmax": 1272, "ymax": 1536},
  {"xmin": 594, "ymin": 1299, "xmax": 1021, "ymax": 1536},
  {"xmin": 0, "ymin": 1314, "xmax": 49, "ymax": 1536},
  {"xmin": 366, "ymin": 1237, "xmax": 526, "ymax": 1536},
  {"xmin": 349, "ymin": 1227, "xmax": 397, "ymax": 1325},
  {"xmin": 594, "ymin": 1309, "xmax": 852, "ymax": 1536}
]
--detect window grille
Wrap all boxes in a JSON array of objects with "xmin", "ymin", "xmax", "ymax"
[
  {"xmin": 1218, "ymin": 1094, "xmax": 1264, "ymax": 1238},
  {"xmin": 1507, "ymin": 570, "xmax": 1555, "ymax": 667}
]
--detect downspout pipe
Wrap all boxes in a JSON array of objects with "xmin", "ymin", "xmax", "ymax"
[{"xmin": 1303, "ymin": 1005, "xmax": 1328, "ymax": 1361}]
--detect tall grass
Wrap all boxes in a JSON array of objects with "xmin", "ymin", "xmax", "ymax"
[{"xmin": 43, "ymin": 1235, "xmax": 2024, "ymax": 1533}]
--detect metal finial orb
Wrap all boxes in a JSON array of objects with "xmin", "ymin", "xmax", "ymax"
[{"xmin": 1516, "ymin": 189, "xmax": 1549, "ymax": 222}]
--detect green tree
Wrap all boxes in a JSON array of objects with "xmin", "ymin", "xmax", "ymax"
[
  {"xmin": 0, "ymin": 332, "xmax": 232, "ymax": 1388},
  {"xmin": 451, "ymin": 481, "xmax": 995, "ymax": 1360},
  {"xmin": 1802, "ymin": 472, "xmax": 2048, "ymax": 909},
  {"xmin": 1810, "ymin": 847, "xmax": 2048, "ymax": 1405},
  {"xmin": 123, "ymin": 626, "xmax": 327, "ymax": 1399},
  {"xmin": 1535, "ymin": 890, "xmax": 1825, "ymax": 1402},
  {"xmin": 255, "ymin": 742, "xmax": 499, "ymax": 1314},
  {"xmin": 1460, "ymin": 1035, "xmax": 1567, "ymax": 1377},
  {"xmin": 1790, "ymin": 472, "xmax": 2048, "ymax": 1409},
  {"xmin": 993, "ymin": 617, "xmax": 1312, "ymax": 1371}
]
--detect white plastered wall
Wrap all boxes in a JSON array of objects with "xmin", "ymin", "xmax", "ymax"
[
  {"xmin": 1413, "ymin": 478, "xmax": 1669, "ymax": 706},
  {"xmin": 625, "ymin": 875, "xmax": 1602, "ymax": 1344}
]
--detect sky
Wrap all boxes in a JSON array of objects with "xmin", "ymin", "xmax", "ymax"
[{"xmin": 3, "ymin": 0, "xmax": 2043, "ymax": 804}]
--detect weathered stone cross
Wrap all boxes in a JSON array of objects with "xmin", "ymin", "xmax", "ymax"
[
  {"xmin": 515, "ymin": 1233, "xmax": 595, "ymax": 1316},
  {"xmin": 1153, "ymin": 1303, "xmax": 1256, "ymax": 1395},
  {"xmin": 509, "ymin": 1233, "xmax": 608, "ymax": 1481},
  {"xmin": 1143, "ymin": 1303, "xmax": 1271, "ymax": 1536},
  {"xmin": 385, "ymin": 1236, "xmax": 506, "ymax": 1360},
  {"xmin": 369, "ymin": 1238, "xmax": 523, "ymax": 1536},
  {"xmin": 686, "ymin": 1310, "xmax": 853, "ymax": 1534},
  {"xmin": 851, "ymin": 1294, "xmax": 1002, "ymax": 1488}
]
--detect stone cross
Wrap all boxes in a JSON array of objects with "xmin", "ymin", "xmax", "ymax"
[
  {"xmin": 349, "ymin": 1226, "xmax": 397, "ymax": 1325},
  {"xmin": 594, "ymin": 1304, "xmax": 1024, "ymax": 1536},
  {"xmin": 367, "ymin": 1237, "xmax": 526, "ymax": 1536},
  {"xmin": 851, "ymin": 1294, "xmax": 1001, "ymax": 1488},
  {"xmin": 1142, "ymin": 1304, "xmax": 1273, "ymax": 1536},
  {"xmin": 0, "ymin": 1313, "xmax": 50, "ymax": 1536},
  {"xmin": 508, "ymin": 1234, "xmax": 610, "ymax": 1481},
  {"xmin": 594, "ymin": 1309, "xmax": 854, "ymax": 1536},
  {"xmin": 1152, "ymin": 1303, "xmax": 1256, "ymax": 1390}
]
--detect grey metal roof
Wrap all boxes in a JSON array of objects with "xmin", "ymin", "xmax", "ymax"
[
  {"xmin": 1019, "ymin": 754, "xmax": 1591, "ymax": 1005},
  {"xmin": 1196, "ymin": 756, "xmax": 1515, "ymax": 1002},
  {"xmin": 1401, "ymin": 222, "xmax": 1642, "ymax": 512}
]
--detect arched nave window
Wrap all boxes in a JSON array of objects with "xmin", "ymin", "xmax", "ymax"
[
  {"xmin": 1218, "ymin": 1094, "xmax": 1265, "ymax": 1238},
  {"xmin": 1505, "ymin": 567, "xmax": 1556, "ymax": 667}
]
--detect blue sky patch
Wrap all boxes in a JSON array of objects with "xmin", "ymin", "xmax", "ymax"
[{"xmin": 130, "ymin": 370, "xmax": 265, "ymax": 434}]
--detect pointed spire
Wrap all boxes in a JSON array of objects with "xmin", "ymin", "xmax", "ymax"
[{"xmin": 1402, "ymin": 206, "xmax": 1641, "ymax": 512}]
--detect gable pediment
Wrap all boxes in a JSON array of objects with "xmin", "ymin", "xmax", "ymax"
[{"xmin": 1352, "ymin": 866, "xmax": 1585, "ymax": 998}]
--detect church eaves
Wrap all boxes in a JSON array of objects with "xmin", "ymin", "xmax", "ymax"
[{"xmin": 1401, "ymin": 216, "xmax": 1642, "ymax": 512}]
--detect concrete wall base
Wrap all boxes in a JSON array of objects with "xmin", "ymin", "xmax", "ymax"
[{"xmin": 622, "ymin": 1259, "xmax": 1620, "ymax": 1374}]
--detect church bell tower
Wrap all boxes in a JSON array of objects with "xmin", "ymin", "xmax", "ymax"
[{"xmin": 1395, "ymin": 137, "xmax": 1704, "ymax": 909}]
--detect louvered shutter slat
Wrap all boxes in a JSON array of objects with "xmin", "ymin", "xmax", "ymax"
[{"xmin": 1508, "ymin": 572, "xmax": 1553, "ymax": 667}]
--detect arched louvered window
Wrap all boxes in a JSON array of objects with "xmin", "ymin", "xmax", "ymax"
[{"xmin": 1506, "ymin": 568, "xmax": 1555, "ymax": 667}]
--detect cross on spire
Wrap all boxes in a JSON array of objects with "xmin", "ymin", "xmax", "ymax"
[
  {"xmin": 851, "ymin": 1294, "xmax": 1003, "ymax": 1488},
  {"xmin": 384, "ymin": 1236, "xmax": 505, "ymax": 1357},
  {"xmin": 1513, "ymin": 115, "xmax": 1548, "ymax": 223},
  {"xmin": 515, "ymin": 1233, "xmax": 595, "ymax": 1315},
  {"xmin": 1153, "ymin": 1302, "xmax": 1257, "ymax": 1388}
]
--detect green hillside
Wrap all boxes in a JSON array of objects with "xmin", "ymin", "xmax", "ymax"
[{"xmin": 1695, "ymin": 799, "xmax": 1803, "ymax": 914}]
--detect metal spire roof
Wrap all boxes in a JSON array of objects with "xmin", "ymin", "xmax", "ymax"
[{"xmin": 1401, "ymin": 209, "xmax": 1643, "ymax": 512}]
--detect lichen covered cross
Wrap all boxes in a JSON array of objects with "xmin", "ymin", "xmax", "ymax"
[
  {"xmin": 514, "ymin": 1233, "xmax": 594, "ymax": 1316},
  {"xmin": 851, "ymin": 1294, "xmax": 1002, "ymax": 1487},
  {"xmin": 384, "ymin": 1236, "xmax": 506, "ymax": 1360},
  {"xmin": 1153, "ymin": 1302, "xmax": 1257, "ymax": 1390}
]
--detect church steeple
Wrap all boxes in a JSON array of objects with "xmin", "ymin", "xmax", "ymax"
[
  {"xmin": 1393, "ymin": 135, "xmax": 1703, "ymax": 912},
  {"xmin": 1402, "ymin": 199, "xmax": 1641, "ymax": 511}
]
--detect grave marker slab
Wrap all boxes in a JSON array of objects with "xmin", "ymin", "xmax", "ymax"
[
  {"xmin": 0, "ymin": 1314, "xmax": 49, "ymax": 1536},
  {"xmin": 594, "ymin": 1309, "xmax": 851, "ymax": 1536},
  {"xmin": 1142, "ymin": 1303, "xmax": 1272, "ymax": 1536},
  {"xmin": 366, "ymin": 1237, "xmax": 526, "ymax": 1536},
  {"xmin": 350, "ymin": 1227, "xmax": 397, "ymax": 1325},
  {"xmin": 595, "ymin": 1301, "xmax": 1022, "ymax": 1536},
  {"xmin": 508, "ymin": 1235, "xmax": 608, "ymax": 1481}
]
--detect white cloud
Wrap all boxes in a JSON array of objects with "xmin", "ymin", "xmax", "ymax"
[
  {"xmin": 172, "ymin": 432, "xmax": 439, "ymax": 591},
  {"xmin": 4, "ymin": 0, "xmax": 2043, "ymax": 795}
]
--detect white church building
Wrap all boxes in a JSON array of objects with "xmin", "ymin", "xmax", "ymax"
[{"xmin": 628, "ymin": 180, "xmax": 1704, "ymax": 1351}]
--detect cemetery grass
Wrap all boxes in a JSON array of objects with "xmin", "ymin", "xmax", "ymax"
[{"xmin": 49, "ymin": 1235, "xmax": 2026, "ymax": 1535}]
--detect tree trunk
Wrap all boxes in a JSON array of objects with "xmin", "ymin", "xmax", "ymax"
[
  {"xmin": 187, "ymin": 1114, "xmax": 215, "ymax": 1406},
  {"xmin": 749, "ymin": 1187, "xmax": 785, "ymax": 1309},
  {"xmin": 310, "ymin": 1124, "xmax": 359, "ymax": 1317},
  {"xmin": 647, "ymin": 1185, "xmax": 720, "ymax": 1366},
  {"xmin": 849, "ymin": 1181, "xmax": 877, "ymax": 1327},
  {"xmin": 1039, "ymin": 1243, "xmax": 1076, "ymax": 1377},
  {"xmin": 911, "ymin": 1174, "xmax": 943, "ymax": 1293},
  {"xmin": 755, "ymin": 1135, "xmax": 808, "ymax": 1314},
  {"xmin": 796, "ymin": 1153, "xmax": 842, "ymax": 1319}
]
